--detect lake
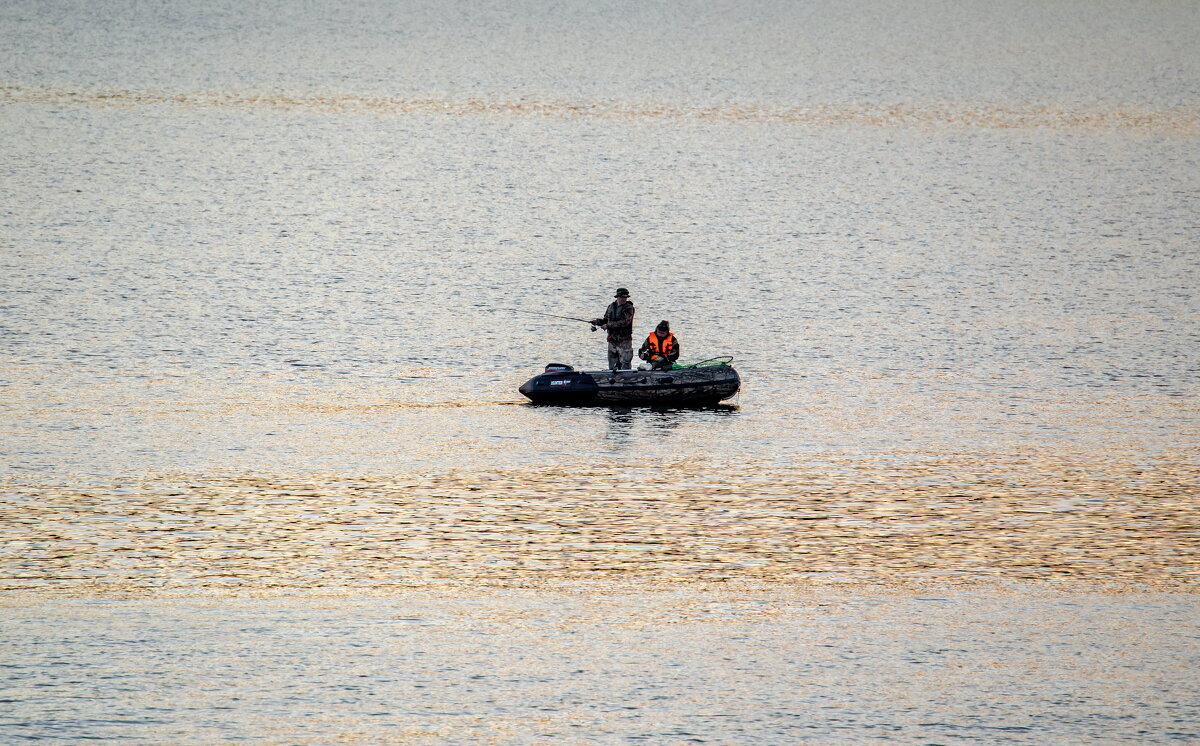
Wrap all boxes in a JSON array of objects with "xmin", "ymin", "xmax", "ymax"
[{"xmin": 2, "ymin": 0, "xmax": 1198, "ymax": 741}]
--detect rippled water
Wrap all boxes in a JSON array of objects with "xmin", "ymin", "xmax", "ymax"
[
  {"xmin": 4, "ymin": 454, "xmax": 1199, "ymax": 594},
  {"xmin": 3, "ymin": 590, "xmax": 1199, "ymax": 744},
  {"xmin": 3, "ymin": 0, "xmax": 1199, "ymax": 742}
]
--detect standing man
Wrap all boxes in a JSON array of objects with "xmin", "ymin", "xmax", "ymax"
[{"xmin": 591, "ymin": 288, "xmax": 636, "ymax": 370}]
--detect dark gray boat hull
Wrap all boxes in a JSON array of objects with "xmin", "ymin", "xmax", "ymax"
[{"xmin": 519, "ymin": 365, "xmax": 740, "ymax": 406}]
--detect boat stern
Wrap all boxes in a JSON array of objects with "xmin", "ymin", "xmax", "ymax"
[{"xmin": 518, "ymin": 366, "xmax": 600, "ymax": 404}]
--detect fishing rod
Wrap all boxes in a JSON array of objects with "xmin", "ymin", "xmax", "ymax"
[{"xmin": 495, "ymin": 307, "xmax": 601, "ymax": 329}]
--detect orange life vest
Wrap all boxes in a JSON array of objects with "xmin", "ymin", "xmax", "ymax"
[{"xmin": 645, "ymin": 332, "xmax": 677, "ymax": 357}]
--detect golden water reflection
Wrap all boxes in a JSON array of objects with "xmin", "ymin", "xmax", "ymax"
[
  {"xmin": 3, "ymin": 85, "xmax": 1197, "ymax": 133},
  {"xmin": 4, "ymin": 452, "xmax": 1197, "ymax": 595}
]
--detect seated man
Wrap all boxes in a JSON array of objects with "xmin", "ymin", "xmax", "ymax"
[{"xmin": 638, "ymin": 320, "xmax": 680, "ymax": 370}]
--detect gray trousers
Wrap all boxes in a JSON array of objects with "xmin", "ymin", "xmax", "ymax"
[{"xmin": 607, "ymin": 338, "xmax": 633, "ymax": 370}]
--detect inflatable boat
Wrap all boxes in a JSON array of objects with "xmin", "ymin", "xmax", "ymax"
[{"xmin": 518, "ymin": 359, "xmax": 740, "ymax": 406}]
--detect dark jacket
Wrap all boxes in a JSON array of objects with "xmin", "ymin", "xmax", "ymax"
[{"xmin": 595, "ymin": 300, "xmax": 635, "ymax": 342}]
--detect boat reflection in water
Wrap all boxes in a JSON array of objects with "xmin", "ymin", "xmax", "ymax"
[{"xmin": 518, "ymin": 359, "xmax": 741, "ymax": 407}]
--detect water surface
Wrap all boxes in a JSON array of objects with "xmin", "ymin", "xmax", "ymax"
[{"xmin": 2, "ymin": 0, "xmax": 1199, "ymax": 742}]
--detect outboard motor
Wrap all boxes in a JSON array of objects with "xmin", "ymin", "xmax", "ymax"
[{"xmin": 544, "ymin": 363, "xmax": 574, "ymax": 373}]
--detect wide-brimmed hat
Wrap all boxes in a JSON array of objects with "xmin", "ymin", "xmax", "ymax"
[{"xmin": 614, "ymin": 287, "xmax": 630, "ymax": 298}]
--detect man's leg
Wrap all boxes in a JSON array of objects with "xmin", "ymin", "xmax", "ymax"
[
  {"xmin": 607, "ymin": 341, "xmax": 621, "ymax": 370},
  {"xmin": 617, "ymin": 339, "xmax": 633, "ymax": 370}
]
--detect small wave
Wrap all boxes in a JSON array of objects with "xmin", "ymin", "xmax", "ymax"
[
  {"xmin": 231, "ymin": 399, "xmax": 522, "ymax": 414},
  {"xmin": 2, "ymin": 84, "xmax": 1195, "ymax": 134}
]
